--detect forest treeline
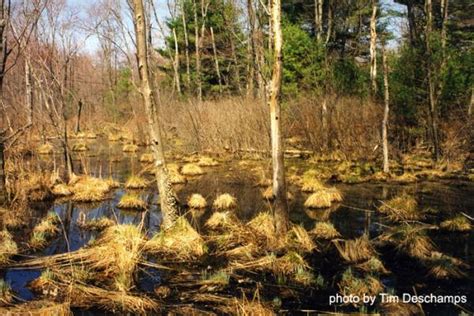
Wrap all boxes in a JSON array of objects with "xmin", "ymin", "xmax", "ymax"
[{"xmin": 0, "ymin": 0, "xmax": 472, "ymax": 163}]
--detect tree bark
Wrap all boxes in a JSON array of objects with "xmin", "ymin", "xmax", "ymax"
[
  {"xmin": 172, "ymin": 28, "xmax": 182, "ymax": 94},
  {"xmin": 181, "ymin": 0, "xmax": 191, "ymax": 91},
  {"xmin": 382, "ymin": 45, "xmax": 390, "ymax": 173},
  {"xmin": 440, "ymin": 0, "xmax": 448, "ymax": 52},
  {"xmin": 369, "ymin": 0, "xmax": 377, "ymax": 94},
  {"xmin": 192, "ymin": 0, "xmax": 202, "ymax": 101},
  {"xmin": 246, "ymin": 0, "xmax": 256, "ymax": 97},
  {"xmin": 210, "ymin": 27, "xmax": 222, "ymax": 93},
  {"xmin": 269, "ymin": 0, "xmax": 288, "ymax": 235},
  {"xmin": 75, "ymin": 100, "xmax": 83, "ymax": 134},
  {"xmin": 132, "ymin": 0, "xmax": 179, "ymax": 229},
  {"xmin": 314, "ymin": 0, "xmax": 323, "ymax": 42},
  {"xmin": 0, "ymin": 140, "xmax": 5, "ymax": 205},
  {"xmin": 425, "ymin": 0, "xmax": 441, "ymax": 161}
]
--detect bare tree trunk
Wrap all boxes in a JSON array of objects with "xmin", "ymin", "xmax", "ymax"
[
  {"xmin": 321, "ymin": 98, "xmax": 328, "ymax": 150},
  {"xmin": 75, "ymin": 100, "xmax": 83, "ymax": 134},
  {"xmin": 132, "ymin": 0, "xmax": 179, "ymax": 229},
  {"xmin": 314, "ymin": 0, "xmax": 323, "ymax": 42},
  {"xmin": 469, "ymin": 87, "xmax": 473, "ymax": 116},
  {"xmin": 425, "ymin": 0, "xmax": 440, "ymax": 161},
  {"xmin": 181, "ymin": 0, "xmax": 191, "ymax": 91},
  {"xmin": 246, "ymin": 0, "xmax": 256, "ymax": 97},
  {"xmin": 192, "ymin": 0, "xmax": 202, "ymax": 102},
  {"xmin": 325, "ymin": 1, "xmax": 332, "ymax": 45},
  {"xmin": 382, "ymin": 45, "xmax": 390, "ymax": 173},
  {"xmin": 269, "ymin": 0, "xmax": 288, "ymax": 235},
  {"xmin": 370, "ymin": 0, "xmax": 377, "ymax": 94},
  {"xmin": 210, "ymin": 27, "xmax": 222, "ymax": 93},
  {"xmin": 172, "ymin": 28, "xmax": 182, "ymax": 94},
  {"xmin": 440, "ymin": 0, "xmax": 448, "ymax": 52},
  {"xmin": 0, "ymin": 140, "xmax": 5, "ymax": 205}
]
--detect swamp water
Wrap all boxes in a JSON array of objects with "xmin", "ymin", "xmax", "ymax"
[{"xmin": 2, "ymin": 138, "xmax": 473, "ymax": 315}]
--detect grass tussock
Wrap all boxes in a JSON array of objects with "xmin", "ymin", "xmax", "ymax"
[
  {"xmin": 117, "ymin": 193, "xmax": 147, "ymax": 210},
  {"xmin": 0, "ymin": 300, "xmax": 71, "ymax": 315},
  {"xmin": 439, "ymin": 216, "xmax": 471, "ymax": 232},
  {"xmin": 181, "ymin": 163, "xmax": 204, "ymax": 176},
  {"xmin": 310, "ymin": 222, "xmax": 341, "ymax": 240},
  {"xmin": 188, "ymin": 193, "xmax": 207, "ymax": 209},
  {"xmin": 0, "ymin": 231, "xmax": 18, "ymax": 265},
  {"xmin": 247, "ymin": 212, "xmax": 277, "ymax": 245},
  {"xmin": 301, "ymin": 177, "xmax": 325, "ymax": 192},
  {"xmin": 145, "ymin": 217, "xmax": 206, "ymax": 260},
  {"xmin": 78, "ymin": 217, "xmax": 115, "ymax": 231},
  {"xmin": 304, "ymin": 191, "xmax": 332, "ymax": 208},
  {"xmin": 0, "ymin": 279, "xmax": 13, "ymax": 305},
  {"xmin": 105, "ymin": 177, "xmax": 120, "ymax": 188},
  {"xmin": 24, "ymin": 173, "xmax": 53, "ymax": 202},
  {"xmin": 286, "ymin": 225, "xmax": 317, "ymax": 253},
  {"xmin": 168, "ymin": 170, "xmax": 186, "ymax": 184},
  {"xmin": 338, "ymin": 268, "xmax": 384, "ymax": 303},
  {"xmin": 380, "ymin": 301, "xmax": 421, "ymax": 316},
  {"xmin": 37, "ymin": 143, "xmax": 54, "ymax": 154},
  {"xmin": 122, "ymin": 144, "xmax": 138, "ymax": 153},
  {"xmin": 139, "ymin": 153, "xmax": 154, "ymax": 163},
  {"xmin": 262, "ymin": 187, "xmax": 293, "ymax": 201},
  {"xmin": 52, "ymin": 183, "xmax": 72, "ymax": 196},
  {"xmin": 125, "ymin": 175, "xmax": 148, "ymax": 189},
  {"xmin": 378, "ymin": 193, "xmax": 422, "ymax": 221},
  {"xmin": 354, "ymin": 257, "xmax": 389, "ymax": 274},
  {"xmin": 333, "ymin": 235, "xmax": 375, "ymax": 263},
  {"xmin": 205, "ymin": 211, "xmax": 241, "ymax": 231},
  {"xmin": 70, "ymin": 176, "xmax": 112, "ymax": 202},
  {"xmin": 197, "ymin": 156, "xmax": 219, "ymax": 167},
  {"xmin": 72, "ymin": 142, "xmax": 88, "ymax": 152},
  {"xmin": 380, "ymin": 224, "xmax": 435, "ymax": 259},
  {"xmin": 326, "ymin": 187, "xmax": 343, "ymax": 202},
  {"xmin": 425, "ymin": 251, "xmax": 468, "ymax": 279},
  {"xmin": 213, "ymin": 193, "xmax": 237, "ymax": 210},
  {"xmin": 29, "ymin": 212, "xmax": 60, "ymax": 249}
]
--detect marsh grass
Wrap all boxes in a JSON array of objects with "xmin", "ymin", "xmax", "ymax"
[
  {"xmin": 304, "ymin": 191, "xmax": 332, "ymax": 208},
  {"xmin": 425, "ymin": 251, "xmax": 468, "ymax": 279},
  {"xmin": 122, "ymin": 144, "xmax": 138, "ymax": 153},
  {"xmin": 52, "ymin": 183, "xmax": 73, "ymax": 196},
  {"xmin": 354, "ymin": 257, "xmax": 389, "ymax": 275},
  {"xmin": 213, "ymin": 193, "xmax": 237, "ymax": 210},
  {"xmin": 117, "ymin": 193, "xmax": 147, "ymax": 210},
  {"xmin": 197, "ymin": 156, "xmax": 219, "ymax": 167},
  {"xmin": 261, "ymin": 187, "xmax": 293, "ymax": 201},
  {"xmin": 310, "ymin": 222, "xmax": 341, "ymax": 240},
  {"xmin": 439, "ymin": 216, "xmax": 471, "ymax": 232},
  {"xmin": 37, "ymin": 143, "xmax": 54, "ymax": 154},
  {"xmin": 29, "ymin": 212, "xmax": 60, "ymax": 249},
  {"xmin": 0, "ymin": 231, "xmax": 17, "ymax": 265},
  {"xmin": 188, "ymin": 193, "xmax": 207, "ymax": 209},
  {"xmin": 125, "ymin": 175, "xmax": 148, "ymax": 189},
  {"xmin": 338, "ymin": 268, "xmax": 383, "ymax": 303},
  {"xmin": 301, "ymin": 177, "xmax": 325, "ymax": 192},
  {"xmin": 181, "ymin": 163, "xmax": 204, "ymax": 176},
  {"xmin": 145, "ymin": 217, "xmax": 206, "ymax": 259},
  {"xmin": 0, "ymin": 279, "xmax": 13, "ymax": 305},
  {"xmin": 23, "ymin": 173, "xmax": 53, "ymax": 202},
  {"xmin": 72, "ymin": 142, "xmax": 88, "ymax": 152},
  {"xmin": 0, "ymin": 300, "xmax": 71, "ymax": 315},
  {"xmin": 70, "ymin": 176, "xmax": 112, "ymax": 202},
  {"xmin": 378, "ymin": 194, "xmax": 422, "ymax": 221},
  {"xmin": 77, "ymin": 217, "xmax": 115, "ymax": 231},
  {"xmin": 380, "ymin": 224, "xmax": 435, "ymax": 259},
  {"xmin": 286, "ymin": 225, "xmax": 317, "ymax": 253},
  {"xmin": 139, "ymin": 153, "xmax": 154, "ymax": 163},
  {"xmin": 333, "ymin": 235, "xmax": 375, "ymax": 263}
]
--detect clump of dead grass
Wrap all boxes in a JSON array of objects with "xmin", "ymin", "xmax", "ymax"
[
  {"xmin": 354, "ymin": 257, "xmax": 389, "ymax": 274},
  {"xmin": 439, "ymin": 216, "xmax": 471, "ymax": 232},
  {"xmin": 301, "ymin": 177, "xmax": 325, "ymax": 192},
  {"xmin": 78, "ymin": 217, "xmax": 115, "ymax": 231},
  {"xmin": 139, "ymin": 153, "xmax": 154, "ymax": 163},
  {"xmin": 0, "ymin": 299, "xmax": 71, "ymax": 315},
  {"xmin": 122, "ymin": 144, "xmax": 138, "ymax": 153},
  {"xmin": 0, "ymin": 230, "xmax": 18, "ymax": 265},
  {"xmin": 117, "ymin": 193, "xmax": 147, "ymax": 210},
  {"xmin": 286, "ymin": 225, "xmax": 317, "ymax": 253},
  {"xmin": 380, "ymin": 224, "xmax": 435, "ymax": 259},
  {"xmin": 197, "ymin": 156, "xmax": 219, "ymax": 167},
  {"xmin": 23, "ymin": 173, "xmax": 53, "ymax": 202},
  {"xmin": 262, "ymin": 187, "xmax": 293, "ymax": 201},
  {"xmin": 213, "ymin": 193, "xmax": 237, "ymax": 210},
  {"xmin": 37, "ymin": 143, "xmax": 54, "ymax": 155},
  {"xmin": 304, "ymin": 191, "xmax": 332, "ymax": 208},
  {"xmin": 310, "ymin": 222, "xmax": 341, "ymax": 240},
  {"xmin": 125, "ymin": 175, "xmax": 148, "ymax": 189},
  {"xmin": 188, "ymin": 194, "xmax": 207, "ymax": 209},
  {"xmin": 72, "ymin": 142, "xmax": 88, "ymax": 152},
  {"xmin": 29, "ymin": 212, "xmax": 60, "ymax": 249},
  {"xmin": 52, "ymin": 183, "xmax": 72, "ymax": 197},
  {"xmin": 70, "ymin": 176, "xmax": 112, "ymax": 202},
  {"xmin": 145, "ymin": 217, "xmax": 206, "ymax": 260},
  {"xmin": 181, "ymin": 163, "xmax": 204, "ymax": 176},
  {"xmin": 333, "ymin": 235, "xmax": 375, "ymax": 263},
  {"xmin": 425, "ymin": 251, "xmax": 468, "ymax": 279},
  {"xmin": 338, "ymin": 268, "xmax": 383, "ymax": 304},
  {"xmin": 378, "ymin": 193, "xmax": 422, "ymax": 221}
]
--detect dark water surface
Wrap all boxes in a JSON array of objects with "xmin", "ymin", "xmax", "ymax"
[{"xmin": 3, "ymin": 138, "xmax": 473, "ymax": 315}]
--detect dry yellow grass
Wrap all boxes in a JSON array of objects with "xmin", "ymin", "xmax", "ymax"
[
  {"xmin": 52, "ymin": 183, "xmax": 72, "ymax": 196},
  {"xmin": 310, "ymin": 222, "xmax": 341, "ymax": 240},
  {"xmin": 117, "ymin": 193, "xmax": 147, "ymax": 210},
  {"xmin": 78, "ymin": 217, "xmax": 115, "ymax": 231},
  {"xmin": 338, "ymin": 268, "xmax": 384, "ymax": 303},
  {"xmin": 168, "ymin": 170, "xmax": 186, "ymax": 184},
  {"xmin": 354, "ymin": 257, "xmax": 389, "ymax": 274},
  {"xmin": 0, "ymin": 230, "xmax": 18, "ymax": 265},
  {"xmin": 188, "ymin": 194, "xmax": 207, "ymax": 209},
  {"xmin": 301, "ymin": 177, "xmax": 325, "ymax": 192},
  {"xmin": 122, "ymin": 144, "xmax": 139, "ymax": 153},
  {"xmin": 181, "ymin": 163, "xmax": 204, "ymax": 176},
  {"xmin": 70, "ymin": 176, "xmax": 111, "ymax": 202},
  {"xmin": 378, "ymin": 193, "xmax": 421, "ymax": 221},
  {"xmin": 125, "ymin": 175, "xmax": 148, "ymax": 189},
  {"xmin": 205, "ymin": 211, "xmax": 240, "ymax": 230},
  {"xmin": 197, "ymin": 156, "xmax": 219, "ymax": 167},
  {"xmin": 439, "ymin": 216, "xmax": 471, "ymax": 232},
  {"xmin": 262, "ymin": 187, "xmax": 293, "ymax": 200},
  {"xmin": 304, "ymin": 191, "xmax": 332, "ymax": 208},
  {"xmin": 72, "ymin": 142, "xmax": 88, "ymax": 152},
  {"xmin": 380, "ymin": 224, "xmax": 435, "ymax": 259},
  {"xmin": 29, "ymin": 213, "xmax": 60, "ymax": 249},
  {"xmin": 213, "ymin": 193, "xmax": 237, "ymax": 210},
  {"xmin": 139, "ymin": 153, "xmax": 154, "ymax": 163},
  {"xmin": 108, "ymin": 133, "xmax": 121, "ymax": 141},
  {"xmin": 286, "ymin": 225, "xmax": 317, "ymax": 253},
  {"xmin": 145, "ymin": 217, "xmax": 206, "ymax": 259},
  {"xmin": 426, "ymin": 251, "xmax": 467, "ymax": 279},
  {"xmin": 37, "ymin": 143, "xmax": 54, "ymax": 154},
  {"xmin": 0, "ymin": 300, "xmax": 72, "ymax": 316},
  {"xmin": 326, "ymin": 187, "xmax": 343, "ymax": 202},
  {"xmin": 333, "ymin": 235, "xmax": 375, "ymax": 263}
]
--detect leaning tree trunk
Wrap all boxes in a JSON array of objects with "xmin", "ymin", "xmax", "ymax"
[
  {"xmin": 382, "ymin": 45, "xmax": 390, "ymax": 173},
  {"xmin": 0, "ymin": 140, "xmax": 6, "ymax": 205},
  {"xmin": 425, "ymin": 0, "xmax": 441, "ymax": 161},
  {"xmin": 269, "ymin": 0, "xmax": 288, "ymax": 234},
  {"xmin": 132, "ymin": 0, "xmax": 179, "ymax": 229},
  {"xmin": 369, "ymin": 0, "xmax": 377, "ymax": 95},
  {"xmin": 75, "ymin": 100, "xmax": 83, "ymax": 134}
]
